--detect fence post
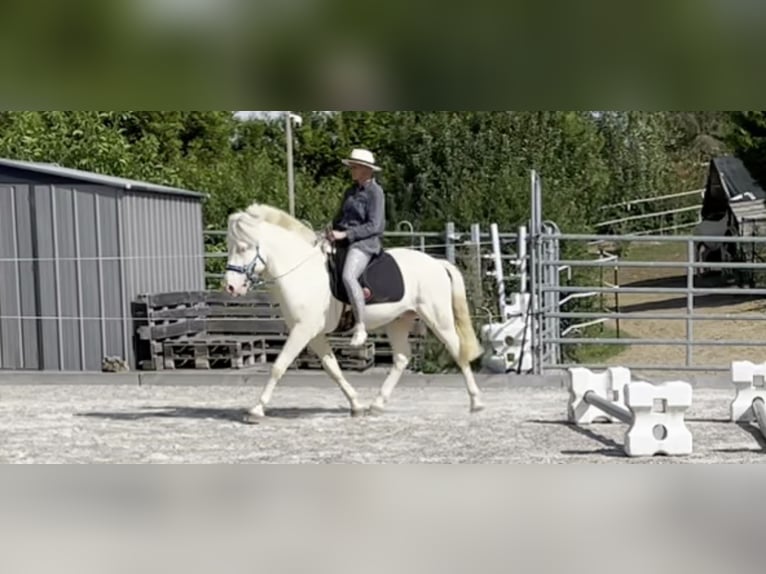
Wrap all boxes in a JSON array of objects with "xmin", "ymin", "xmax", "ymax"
[
  {"xmin": 518, "ymin": 225, "xmax": 528, "ymax": 293},
  {"xmin": 530, "ymin": 169, "xmax": 544, "ymax": 375},
  {"xmin": 613, "ymin": 265, "xmax": 620, "ymax": 338},
  {"xmin": 397, "ymin": 220, "xmax": 415, "ymax": 248},
  {"xmin": 686, "ymin": 237, "xmax": 695, "ymax": 367},
  {"xmin": 543, "ymin": 222, "xmax": 562, "ymax": 366},
  {"xmin": 490, "ymin": 223, "xmax": 506, "ymax": 318},
  {"xmin": 470, "ymin": 223, "xmax": 482, "ymax": 289},
  {"xmin": 445, "ymin": 221, "xmax": 456, "ymax": 264},
  {"xmin": 599, "ymin": 246, "xmax": 605, "ymax": 318}
]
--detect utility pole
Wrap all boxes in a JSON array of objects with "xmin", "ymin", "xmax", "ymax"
[{"xmin": 285, "ymin": 111, "xmax": 302, "ymax": 217}]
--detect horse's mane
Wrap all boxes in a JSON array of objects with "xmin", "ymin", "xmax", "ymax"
[{"xmin": 228, "ymin": 203, "xmax": 317, "ymax": 247}]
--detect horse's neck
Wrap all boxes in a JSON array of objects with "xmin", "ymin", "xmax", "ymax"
[{"xmin": 261, "ymin": 224, "xmax": 322, "ymax": 279}]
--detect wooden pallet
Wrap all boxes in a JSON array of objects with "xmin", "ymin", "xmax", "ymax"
[
  {"xmin": 254, "ymin": 335, "xmax": 375, "ymax": 371},
  {"xmin": 137, "ymin": 340, "xmax": 164, "ymax": 371},
  {"xmin": 296, "ymin": 339, "xmax": 376, "ymax": 371},
  {"xmin": 133, "ymin": 289, "xmax": 427, "ymax": 372},
  {"xmin": 370, "ymin": 338, "xmax": 425, "ymax": 370},
  {"xmin": 297, "ymin": 355, "xmax": 374, "ymax": 371},
  {"xmin": 162, "ymin": 335, "xmax": 267, "ymax": 370},
  {"xmin": 133, "ymin": 289, "xmax": 287, "ymax": 370},
  {"xmin": 133, "ymin": 291, "xmax": 283, "ymax": 341}
]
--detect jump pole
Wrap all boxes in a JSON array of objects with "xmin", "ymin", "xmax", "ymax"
[{"xmin": 582, "ymin": 390, "xmax": 632, "ymax": 424}]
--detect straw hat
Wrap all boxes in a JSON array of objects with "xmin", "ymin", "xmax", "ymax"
[{"xmin": 341, "ymin": 148, "xmax": 382, "ymax": 172}]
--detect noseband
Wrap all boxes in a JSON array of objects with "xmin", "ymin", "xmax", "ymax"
[
  {"xmin": 226, "ymin": 244, "xmax": 267, "ymax": 286},
  {"xmin": 227, "ymin": 233, "xmax": 327, "ymax": 289}
]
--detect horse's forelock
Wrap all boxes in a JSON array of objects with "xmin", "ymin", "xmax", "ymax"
[{"xmin": 227, "ymin": 211, "xmax": 257, "ymax": 250}]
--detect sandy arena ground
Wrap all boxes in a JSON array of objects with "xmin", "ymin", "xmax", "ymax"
[
  {"xmin": 0, "ymin": 373, "xmax": 763, "ymax": 463},
  {"xmin": 4, "ymin": 244, "xmax": 766, "ymax": 464}
]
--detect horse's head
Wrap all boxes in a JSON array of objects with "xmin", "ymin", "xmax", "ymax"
[
  {"xmin": 225, "ymin": 212, "xmax": 268, "ymax": 295},
  {"xmin": 225, "ymin": 203, "xmax": 329, "ymax": 295}
]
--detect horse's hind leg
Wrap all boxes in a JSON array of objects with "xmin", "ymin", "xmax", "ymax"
[
  {"xmin": 369, "ymin": 313, "xmax": 416, "ymax": 415},
  {"xmin": 418, "ymin": 304, "xmax": 485, "ymax": 413},
  {"xmin": 308, "ymin": 334, "xmax": 365, "ymax": 416}
]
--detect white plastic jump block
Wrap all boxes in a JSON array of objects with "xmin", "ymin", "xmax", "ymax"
[
  {"xmin": 480, "ymin": 318, "xmax": 533, "ymax": 373},
  {"xmin": 730, "ymin": 361, "xmax": 766, "ymax": 422},
  {"xmin": 623, "ymin": 381, "xmax": 693, "ymax": 457},
  {"xmin": 567, "ymin": 367, "xmax": 693, "ymax": 457},
  {"xmin": 568, "ymin": 367, "xmax": 630, "ymax": 424},
  {"xmin": 480, "ymin": 293, "xmax": 533, "ymax": 373}
]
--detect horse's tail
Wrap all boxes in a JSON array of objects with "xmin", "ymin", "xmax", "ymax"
[{"xmin": 441, "ymin": 260, "xmax": 483, "ymax": 364}]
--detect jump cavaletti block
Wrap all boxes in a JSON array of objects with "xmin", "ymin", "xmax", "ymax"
[
  {"xmin": 568, "ymin": 367, "xmax": 693, "ymax": 457},
  {"xmin": 730, "ymin": 360, "xmax": 766, "ymax": 422}
]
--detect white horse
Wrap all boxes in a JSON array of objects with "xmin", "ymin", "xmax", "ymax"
[{"xmin": 224, "ymin": 203, "xmax": 485, "ymax": 422}]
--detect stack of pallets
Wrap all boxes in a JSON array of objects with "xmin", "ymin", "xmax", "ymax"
[
  {"xmin": 161, "ymin": 336, "xmax": 267, "ymax": 370},
  {"xmin": 132, "ymin": 290, "xmax": 426, "ymax": 371},
  {"xmin": 296, "ymin": 337, "xmax": 376, "ymax": 371},
  {"xmin": 132, "ymin": 290, "xmax": 282, "ymax": 371}
]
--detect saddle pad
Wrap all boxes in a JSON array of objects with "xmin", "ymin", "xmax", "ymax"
[{"xmin": 328, "ymin": 246, "xmax": 405, "ymax": 305}]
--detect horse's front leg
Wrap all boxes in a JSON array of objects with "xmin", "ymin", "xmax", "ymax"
[
  {"xmin": 245, "ymin": 324, "xmax": 316, "ymax": 423},
  {"xmin": 308, "ymin": 334, "xmax": 366, "ymax": 416}
]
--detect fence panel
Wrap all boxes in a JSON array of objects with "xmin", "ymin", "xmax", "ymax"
[{"xmin": 537, "ymin": 232, "xmax": 766, "ymax": 373}]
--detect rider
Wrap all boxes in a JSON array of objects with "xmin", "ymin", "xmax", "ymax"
[{"xmin": 329, "ymin": 148, "xmax": 386, "ymax": 347}]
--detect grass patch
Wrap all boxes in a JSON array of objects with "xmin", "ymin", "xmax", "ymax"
[
  {"xmin": 624, "ymin": 241, "xmax": 687, "ymax": 262},
  {"xmin": 592, "ymin": 239, "xmax": 689, "ymax": 262},
  {"xmin": 564, "ymin": 325, "xmax": 633, "ymax": 364}
]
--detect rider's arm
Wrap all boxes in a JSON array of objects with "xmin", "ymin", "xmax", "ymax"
[{"xmin": 331, "ymin": 188, "xmax": 352, "ymax": 229}]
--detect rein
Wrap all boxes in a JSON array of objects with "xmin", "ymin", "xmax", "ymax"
[{"xmin": 226, "ymin": 234, "xmax": 328, "ymax": 288}]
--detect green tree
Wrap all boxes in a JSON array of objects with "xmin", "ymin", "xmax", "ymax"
[{"xmin": 729, "ymin": 111, "xmax": 766, "ymax": 187}]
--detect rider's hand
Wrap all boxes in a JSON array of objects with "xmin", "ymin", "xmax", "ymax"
[{"xmin": 331, "ymin": 230, "xmax": 348, "ymax": 241}]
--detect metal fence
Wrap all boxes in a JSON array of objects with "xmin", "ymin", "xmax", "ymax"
[
  {"xmin": 535, "ymin": 232, "xmax": 766, "ymax": 374},
  {"xmin": 595, "ymin": 188, "xmax": 703, "ymax": 235},
  {"xmin": 526, "ymin": 171, "xmax": 766, "ymax": 375}
]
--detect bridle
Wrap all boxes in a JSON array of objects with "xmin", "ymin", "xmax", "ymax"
[
  {"xmin": 225, "ymin": 244, "xmax": 268, "ymax": 287},
  {"xmin": 225, "ymin": 233, "xmax": 329, "ymax": 288}
]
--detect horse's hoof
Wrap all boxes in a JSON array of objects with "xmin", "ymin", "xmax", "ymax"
[
  {"xmin": 242, "ymin": 413, "xmax": 262, "ymax": 425},
  {"xmin": 366, "ymin": 403, "xmax": 386, "ymax": 417},
  {"xmin": 350, "ymin": 406, "xmax": 366, "ymax": 418},
  {"xmin": 470, "ymin": 402, "xmax": 486, "ymax": 414},
  {"xmin": 243, "ymin": 405, "xmax": 265, "ymax": 424}
]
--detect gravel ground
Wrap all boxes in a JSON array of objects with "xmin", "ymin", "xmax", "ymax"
[{"xmin": 1, "ymin": 379, "xmax": 763, "ymax": 463}]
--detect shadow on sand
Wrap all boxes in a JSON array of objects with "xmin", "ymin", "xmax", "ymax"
[{"xmin": 77, "ymin": 405, "xmax": 350, "ymax": 424}]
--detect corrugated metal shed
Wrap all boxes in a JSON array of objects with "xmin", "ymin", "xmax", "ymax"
[{"xmin": 0, "ymin": 159, "xmax": 205, "ymax": 371}]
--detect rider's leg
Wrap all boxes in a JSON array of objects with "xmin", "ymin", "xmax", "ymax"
[{"xmin": 342, "ymin": 247, "xmax": 372, "ymax": 347}]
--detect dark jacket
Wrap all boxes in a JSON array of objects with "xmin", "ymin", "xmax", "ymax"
[{"xmin": 332, "ymin": 178, "xmax": 385, "ymax": 255}]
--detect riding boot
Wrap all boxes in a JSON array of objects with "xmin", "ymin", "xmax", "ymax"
[{"xmin": 350, "ymin": 322, "xmax": 368, "ymax": 347}]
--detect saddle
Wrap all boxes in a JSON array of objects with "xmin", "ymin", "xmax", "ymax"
[{"xmin": 327, "ymin": 243, "xmax": 405, "ymax": 332}]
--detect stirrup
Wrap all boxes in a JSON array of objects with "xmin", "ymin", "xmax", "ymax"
[{"xmin": 350, "ymin": 325, "xmax": 368, "ymax": 347}]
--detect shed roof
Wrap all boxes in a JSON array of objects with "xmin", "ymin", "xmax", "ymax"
[
  {"xmin": 710, "ymin": 156, "xmax": 766, "ymax": 202},
  {"xmin": 0, "ymin": 157, "xmax": 205, "ymax": 199}
]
